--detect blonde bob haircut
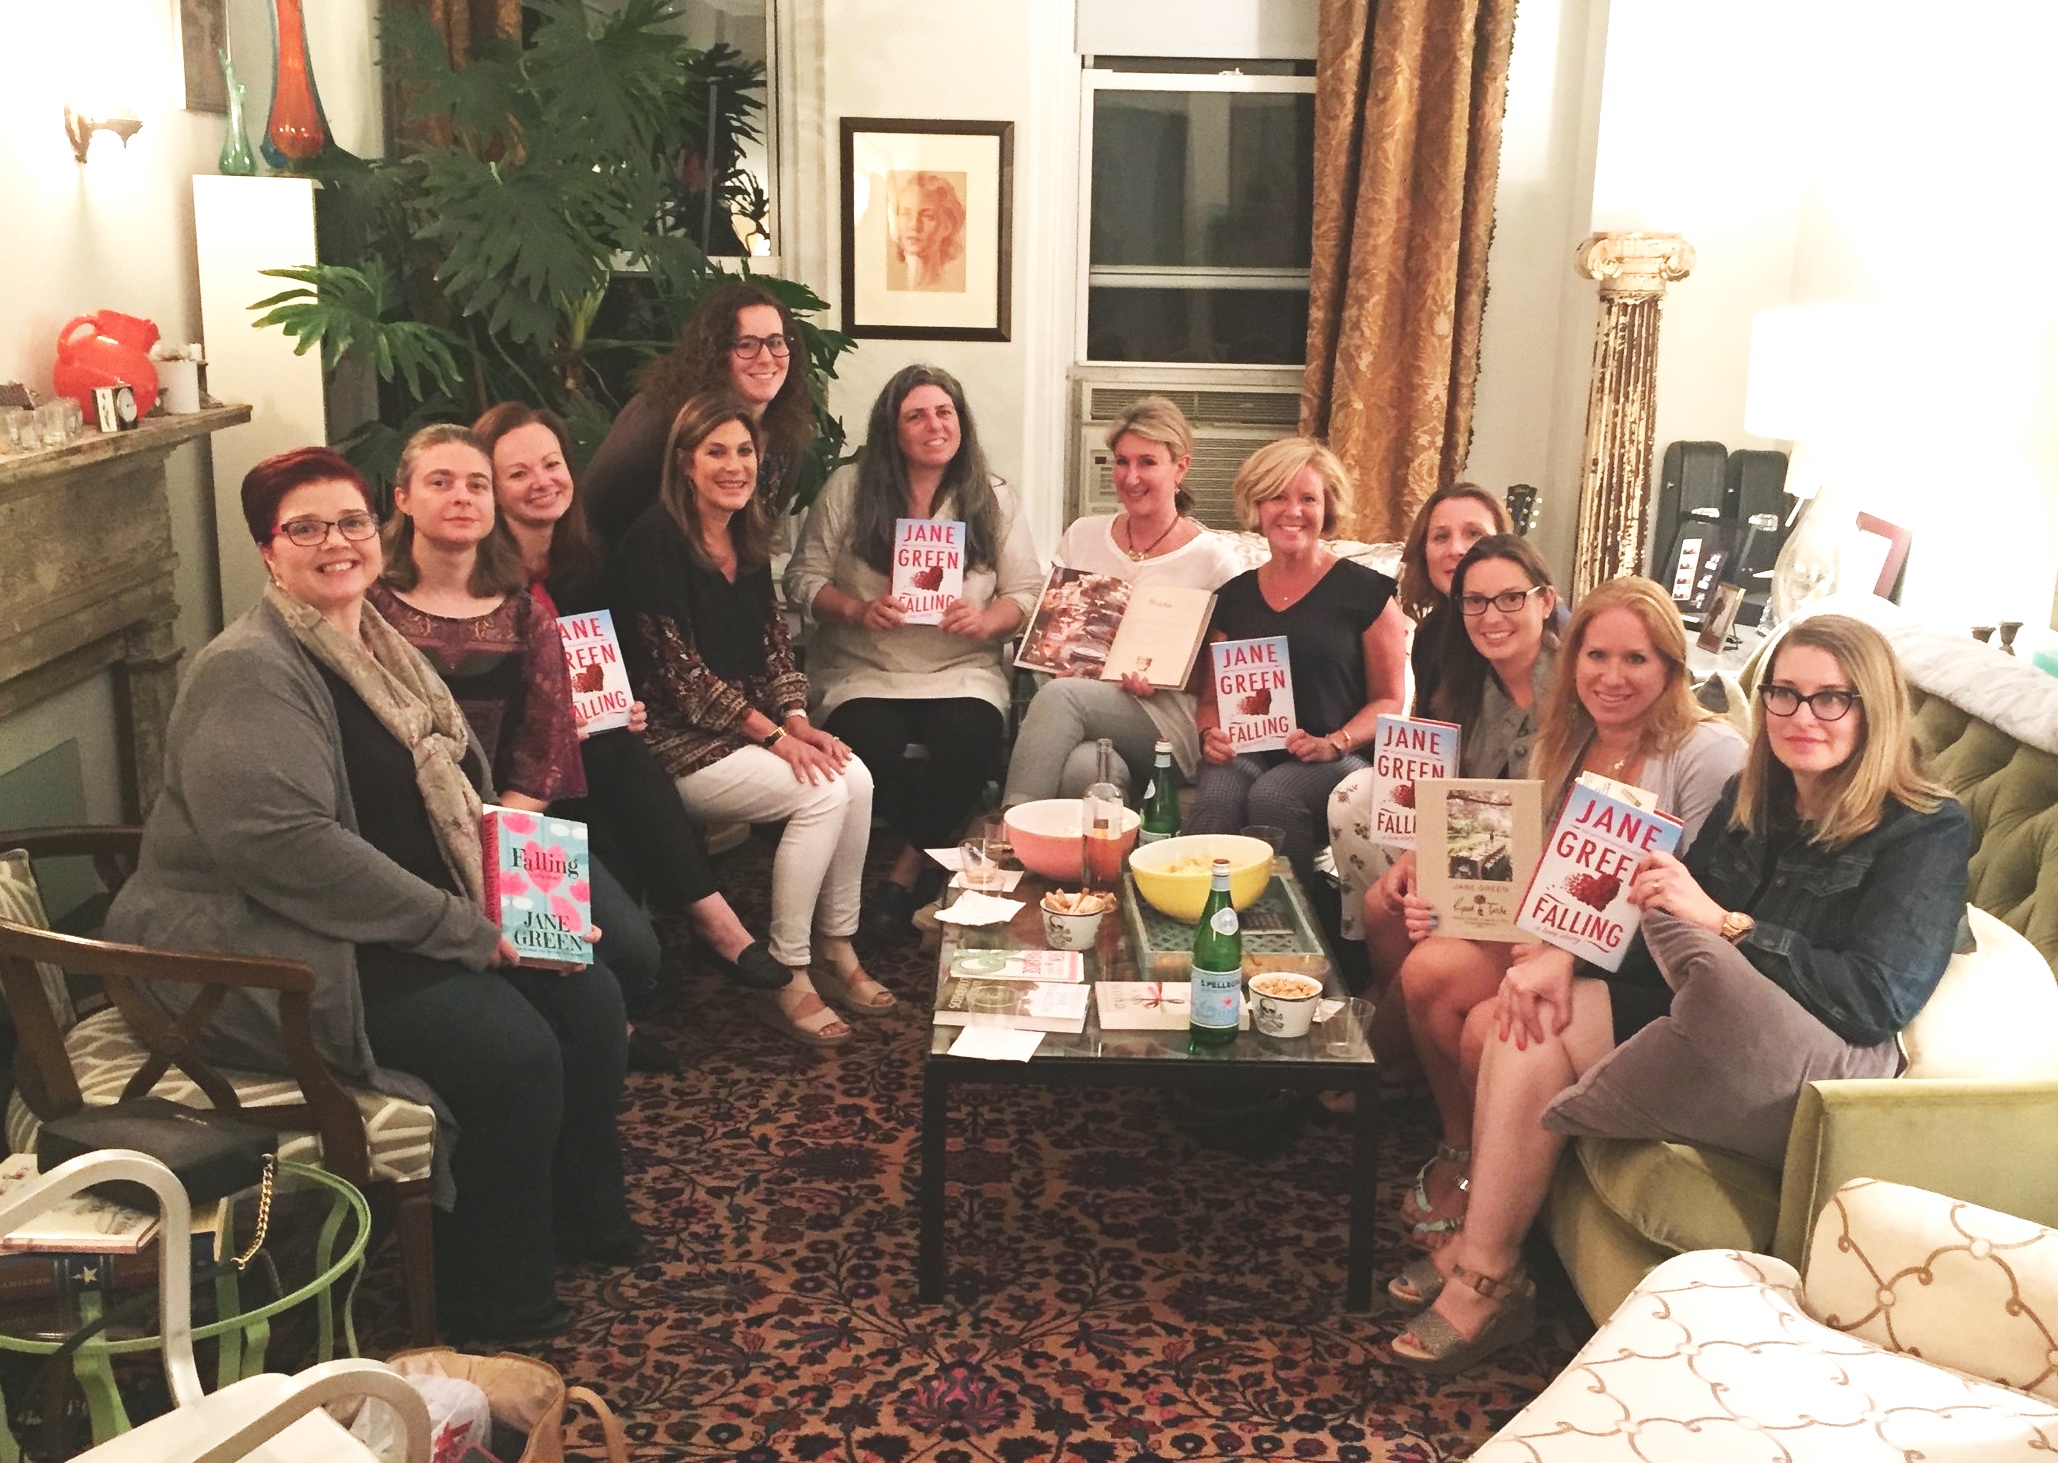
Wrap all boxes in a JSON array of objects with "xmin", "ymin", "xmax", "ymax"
[
  {"xmin": 1231, "ymin": 436, "xmax": 1350, "ymax": 536},
  {"xmin": 1104, "ymin": 395, "xmax": 1197, "ymax": 515},
  {"xmin": 1531, "ymin": 576, "xmax": 1717, "ymax": 799},
  {"xmin": 1734, "ymin": 613, "xmax": 1949, "ymax": 847}
]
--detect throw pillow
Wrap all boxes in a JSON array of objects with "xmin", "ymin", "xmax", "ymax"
[
  {"xmin": 0, "ymin": 850, "xmax": 76, "ymax": 1033},
  {"xmin": 1542, "ymin": 911, "xmax": 1898, "ymax": 1167},
  {"xmin": 1899, "ymin": 904, "xmax": 2058, "ymax": 1078}
]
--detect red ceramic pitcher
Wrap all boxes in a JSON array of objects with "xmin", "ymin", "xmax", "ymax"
[{"xmin": 54, "ymin": 311, "xmax": 162, "ymax": 420}]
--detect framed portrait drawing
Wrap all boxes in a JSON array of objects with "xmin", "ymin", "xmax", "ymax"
[
  {"xmin": 840, "ymin": 119, "xmax": 1013, "ymax": 341},
  {"xmin": 178, "ymin": 0, "xmax": 229, "ymax": 113}
]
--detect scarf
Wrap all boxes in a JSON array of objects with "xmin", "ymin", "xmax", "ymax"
[{"xmin": 266, "ymin": 585, "xmax": 486, "ymax": 908}]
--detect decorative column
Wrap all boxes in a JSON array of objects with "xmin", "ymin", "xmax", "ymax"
[{"xmin": 1570, "ymin": 232, "xmax": 1695, "ymax": 601}]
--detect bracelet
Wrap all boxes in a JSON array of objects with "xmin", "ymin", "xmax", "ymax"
[
  {"xmin": 1335, "ymin": 726, "xmax": 1354, "ymax": 752},
  {"xmin": 759, "ymin": 725, "xmax": 787, "ymax": 750}
]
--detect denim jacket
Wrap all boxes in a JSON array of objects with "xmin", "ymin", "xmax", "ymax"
[{"xmin": 1609, "ymin": 779, "xmax": 1971, "ymax": 1046}]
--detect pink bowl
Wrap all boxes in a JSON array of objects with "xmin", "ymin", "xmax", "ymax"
[{"xmin": 1003, "ymin": 799, "xmax": 1140, "ymax": 881}]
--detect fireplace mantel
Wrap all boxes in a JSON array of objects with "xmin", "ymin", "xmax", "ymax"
[{"xmin": 0, "ymin": 405, "xmax": 252, "ymax": 818}]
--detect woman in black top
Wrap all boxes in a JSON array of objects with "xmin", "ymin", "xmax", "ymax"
[
  {"xmin": 1395, "ymin": 483, "xmax": 1513, "ymax": 717},
  {"xmin": 1188, "ymin": 437, "xmax": 1408, "ymax": 892}
]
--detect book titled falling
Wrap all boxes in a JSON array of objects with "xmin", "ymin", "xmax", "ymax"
[
  {"xmin": 1212, "ymin": 636, "xmax": 1296, "ymax": 753},
  {"xmin": 891, "ymin": 518, "xmax": 966, "ymax": 625},
  {"xmin": 555, "ymin": 609, "xmax": 633, "ymax": 737},
  {"xmin": 947, "ymin": 949, "xmax": 1086, "ymax": 983},
  {"xmin": 1367, "ymin": 714, "xmax": 1462, "ymax": 849},
  {"xmin": 1413, "ymin": 778, "xmax": 1544, "ymax": 943},
  {"xmin": 1517, "ymin": 777, "xmax": 1683, "ymax": 970},
  {"xmin": 480, "ymin": 806, "xmax": 595, "ymax": 968},
  {"xmin": 932, "ymin": 979, "xmax": 1090, "ymax": 1034},
  {"xmin": 1015, "ymin": 568, "xmax": 1216, "ymax": 689}
]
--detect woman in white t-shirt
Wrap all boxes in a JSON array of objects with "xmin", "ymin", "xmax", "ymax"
[{"xmin": 1002, "ymin": 398, "xmax": 1244, "ymax": 803}]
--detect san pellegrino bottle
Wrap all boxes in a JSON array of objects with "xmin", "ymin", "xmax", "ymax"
[
  {"xmin": 1188, "ymin": 858, "xmax": 1241, "ymax": 1047},
  {"xmin": 1139, "ymin": 739, "xmax": 1180, "ymax": 844},
  {"xmin": 1082, "ymin": 737, "xmax": 1126, "ymax": 888}
]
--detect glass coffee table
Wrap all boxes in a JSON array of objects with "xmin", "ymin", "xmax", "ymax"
[{"xmin": 921, "ymin": 860, "xmax": 1382, "ymax": 1309}]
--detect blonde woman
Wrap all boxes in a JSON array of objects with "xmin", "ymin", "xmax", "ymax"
[
  {"xmin": 1003, "ymin": 396, "xmax": 1242, "ymax": 803},
  {"xmin": 1392, "ymin": 576, "xmax": 1745, "ymax": 1248},
  {"xmin": 1188, "ymin": 437, "xmax": 1409, "ymax": 892},
  {"xmin": 1388, "ymin": 613, "xmax": 1969, "ymax": 1372}
]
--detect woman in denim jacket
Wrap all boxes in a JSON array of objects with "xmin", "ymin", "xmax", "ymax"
[{"xmin": 1386, "ymin": 613, "xmax": 1971, "ymax": 1373}]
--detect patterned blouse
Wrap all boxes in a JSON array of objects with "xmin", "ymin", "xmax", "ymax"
[
  {"xmin": 366, "ymin": 580, "xmax": 586, "ymax": 804},
  {"xmin": 609, "ymin": 504, "xmax": 809, "ymax": 779}
]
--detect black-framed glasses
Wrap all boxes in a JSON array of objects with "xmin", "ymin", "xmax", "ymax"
[
  {"xmin": 1458, "ymin": 585, "xmax": 1547, "ymax": 617},
  {"xmin": 276, "ymin": 512, "xmax": 379, "ymax": 547},
  {"xmin": 1760, "ymin": 683, "xmax": 1861, "ymax": 721},
  {"xmin": 730, "ymin": 333, "xmax": 794, "ymax": 359}
]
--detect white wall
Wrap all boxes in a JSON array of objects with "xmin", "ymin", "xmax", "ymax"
[
  {"xmin": 0, "ymin": 0, "xmax": 378, "ymax": 796},
  {"xmin": 1472, "ymin": 0, "xmax": 2058, "ymax": 638},
  {"xmin": 783, "ymin": 0, "xmax": 1078, "ymax": 557}
]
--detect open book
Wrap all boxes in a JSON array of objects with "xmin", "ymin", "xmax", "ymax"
[{"xmin": 1014, "ymin": 567, "xmax": 1215, "ymax": 689}]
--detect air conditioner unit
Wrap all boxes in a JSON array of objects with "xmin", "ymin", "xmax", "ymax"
[{"xmin": 1073, "ymin": 381, "xmax": 1302, "ymax": 531}]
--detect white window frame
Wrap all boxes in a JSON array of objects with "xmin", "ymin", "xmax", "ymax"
[{"xmin": 1075, "ymin": 67, "xmax": 1317, "ymax": 370}]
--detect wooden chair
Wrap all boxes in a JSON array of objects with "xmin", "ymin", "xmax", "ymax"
[{"xmin": 0, "ymin": 827, "xmax": 439, "ymax": 1346}]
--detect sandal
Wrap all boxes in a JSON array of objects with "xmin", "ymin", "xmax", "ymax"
[
  {"xmin": 1401, "ymin": 1143, "xmax": 1470, "ymax": 1249},
  {"xmin": 1387, "ymin": 1254, "xmax": 1448, "ymax": 1309},
  {"xmin": 811, "ymin": 958, "xmax": 898, "ymax": 1017},
  {"xmin": 1390, "ymin": 1263, "xmax": 1536, "ymax": 1374},
  {"xmin": 752, "ymin": 984, "xmax": 852, "ymax": 1049}
]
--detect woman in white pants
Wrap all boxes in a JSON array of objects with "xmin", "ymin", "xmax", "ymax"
[{"xmin": 610, "ymin": 392, "xmax": 885, "ymax": 1049}]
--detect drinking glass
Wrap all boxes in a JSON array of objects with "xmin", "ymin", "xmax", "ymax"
[
  {"xmin": 59, "ymin": 397, "xmax": 84, "ymax": 438},
  {"xmin": 957, "ymin": 817, "xmax": 1009, "ymax": 892},
  {"xmin": 34, "ymin": 401, "xmax": 68, "ymax": 447},
  {"xmin": 0, "ymin": 407, "xmax": 33, "ymax": 453}
]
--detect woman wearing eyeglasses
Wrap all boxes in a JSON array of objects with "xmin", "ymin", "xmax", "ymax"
[
  {"xmin": 1386, "ymin": 574, "xmax": 1744, "ymax": 1248},
  {"xmin": 107, "ymin": 447, "xmax": 635, "ymax": 1343},
  {"xmin": 581, "ymin": 281, "xmax": 817, "ymax": 544},
  {"xmin": 1386, "ymin": 613, "xmax": 1969, "ymax": 1372}
]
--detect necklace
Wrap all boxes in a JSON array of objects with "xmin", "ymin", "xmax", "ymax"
[{"xmin": 1121, "ymin": 514, "xmax": 1181, "ymax": 562}]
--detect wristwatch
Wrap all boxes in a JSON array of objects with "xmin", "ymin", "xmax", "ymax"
[
  {"xmin": 759, "ymin": 726, "xmax": 787, "ymax": 750},
  {"xmin": 1719, "ymin": 910, "xmax": 1756, "ymax": 944}
]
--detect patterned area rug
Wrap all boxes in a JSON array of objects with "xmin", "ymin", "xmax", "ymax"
[{"xmin": 357, "ymin": 834, "xmax": 1588, "ymax": 1461}]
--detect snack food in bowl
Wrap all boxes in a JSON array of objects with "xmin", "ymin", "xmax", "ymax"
[
  {"xmin": 1004, "ymin": 799, "xmax": 1140, "ymax": 881},
  {"xmin": 1128, "ymin": 834, "xmax": 1274, "ymax": 922}
]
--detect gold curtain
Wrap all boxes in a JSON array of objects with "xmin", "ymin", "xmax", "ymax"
[
  {"xmin": 415, "ymin": 0, "xmax": 522, "ymax": 65},
  {"xmin": 1301, "ymin": 0, "xmax": 1519, "ymax": 544}
]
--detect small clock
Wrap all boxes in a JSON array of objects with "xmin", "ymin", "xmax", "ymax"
[{"xmin": 93, "ymin": 385, "xmax": 139, "ymax": 433}]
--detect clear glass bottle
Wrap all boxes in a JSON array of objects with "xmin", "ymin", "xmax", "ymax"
[
  {"xmin": 1139, "ymin": 739, "xmax": 1180, "ymax": 844},
  {"xmin": 1082, "ymin": 737, "xmax": 1126, "ymax": 889},
  {"xmin": 1188, "ymin": 858, "xmax": 1242, "ymax": 1047}
]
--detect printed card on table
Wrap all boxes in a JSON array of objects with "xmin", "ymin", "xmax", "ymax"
[
  {"xmin": 555, "ymin": 609, "xmax": 633, "ymax": 737},
  {"xmin": 1517, "ymin": 781, "xmax": 1682, "ymax": 970},
  {"xmin": 1212, "ymin": 636, "xmax": 1296, "ymax": 754},
  {"xmin": 1367, "ymin": 714, "xmax": 1461, "ymax": 849},
  {"xmin": 892, "ymin": 518, "xmax": 965, "ymax": 625},
  {"xmin": 480, "ymin": 806, "xmax": 595, "ymax": 968}
]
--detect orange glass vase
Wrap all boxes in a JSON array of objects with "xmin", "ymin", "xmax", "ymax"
[{"xmin": 261, "ymin": 0, "xmax": 329, "ymax": 171}]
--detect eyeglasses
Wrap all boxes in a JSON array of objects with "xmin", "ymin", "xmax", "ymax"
[
  {"xmin": 1760, "ymin": 683, "xmax": 1861, "ymax": 721},
  {"xmin": 275, "ymin": 512, "xmax": 379, "ymax": 547},
  {"xmin": 1458, "ymin": 585, "xmax": 1546, "ymax": 617},
  {"xmin": 730, "ymin": 333, "xmax": 794, "ymax": 359}
]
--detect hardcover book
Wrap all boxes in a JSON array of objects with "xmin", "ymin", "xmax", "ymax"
[
  {"xmin": 1212, "ymin": 636, "xmax": 1296, "ymax": 754},
  {"xmin": 1014, "ymin": 569, "xmax": 1216, "ymax": 689},
  {"xmin": 1367, "ymin": 714, "xmax": 1462, "ymax": 849},
  {"xmin": 932, "ymin": 979, "xmax": 1090, "ymax": 1034},
  {"xmin": 480, "ymin": 807, "xmax": 595, "ymax": 968},
  {"xmin": 1413, "ymin": 778, "xmax": 1544, "ymax": 943},
  {"xmin": 1517, "ymin": 781, "xmax": 1683, "ymax": 970},
  {"xmin": 555, "ymin": 609, "xmax": 634, "ymax": 736},
  {"xmin": 1093, "ymin": 982, "xmax": 1253, "ymax": 1031},
  {"xmin": 947, "ymin": 949, "xmax": 1086, "ymax": 983},
  {"xmin": 891, "ymin": 518, "xmax": 965, "ymax": 625}
]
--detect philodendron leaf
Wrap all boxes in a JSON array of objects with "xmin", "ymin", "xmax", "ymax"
[{"xmin": 250, "ymin": 262, "xmax": 466, "ymax": 400}]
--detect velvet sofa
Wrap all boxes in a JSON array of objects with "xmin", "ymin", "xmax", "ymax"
[{"xmin": 1543, "ymin": 594, "xmax": 2058, "ymax": 1321}]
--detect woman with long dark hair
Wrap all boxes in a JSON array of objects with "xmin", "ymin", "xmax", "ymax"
[
  {"xmin": 784, "ymin": 364, "xmax": 1043, "ymax": 942},
  {"xmin": 582, "ymin": 280, "xmax": 818, "ymax": 542}
]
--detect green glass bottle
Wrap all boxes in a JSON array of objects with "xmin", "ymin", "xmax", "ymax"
[
  {"xmin": 1139, "ymin": 739, "xmax": 1180, "ymax": 844},
  {"xmin": 1188, "ymin": 857, "xmax": 1242, "ymax": 1047}
]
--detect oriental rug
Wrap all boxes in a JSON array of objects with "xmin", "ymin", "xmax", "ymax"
[{"xmin": 357, "ymin": 835, "xmax": 1585, "ymax": 1461}]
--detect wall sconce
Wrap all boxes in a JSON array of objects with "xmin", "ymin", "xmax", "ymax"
[{"xmin": 64, "ymin": 105, "xmax": 143, "ymax": 163}]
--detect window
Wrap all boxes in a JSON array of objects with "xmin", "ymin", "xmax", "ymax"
[{"xmin": 1081, "ymin": 66, "xmax": 1315, "ymax": 365}]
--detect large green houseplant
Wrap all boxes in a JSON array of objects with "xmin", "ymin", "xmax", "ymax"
[{"xmin": 252, "ymin": 0, "xmax": 852, "ymax": 508}]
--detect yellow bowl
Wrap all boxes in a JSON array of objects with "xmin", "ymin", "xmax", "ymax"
[{"xmin": 1128, "ymin": 834, "xmax": 1275, "ymax": 922}]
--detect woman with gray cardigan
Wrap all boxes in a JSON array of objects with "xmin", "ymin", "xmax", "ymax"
[{"xmin": 105, "ymin": 447, "xmax": 634, "ymax": 1343}]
